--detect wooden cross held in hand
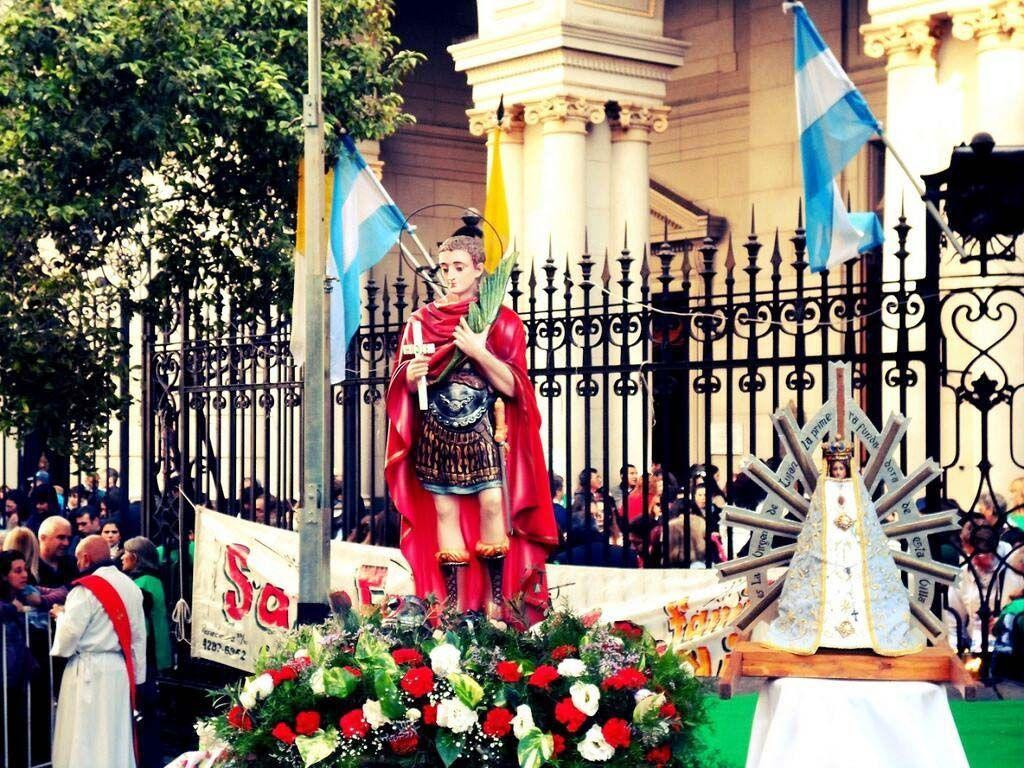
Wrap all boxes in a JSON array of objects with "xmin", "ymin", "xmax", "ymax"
[{"xmin": 402, "ymin": 319, "xmax": 435, "ymax": 411}]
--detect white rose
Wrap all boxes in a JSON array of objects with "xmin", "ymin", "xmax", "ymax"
[
  {"xmin": 238, "ymin": 689, "xmax": 256, "ymax": 711},
  {"xmin": 556, "ymin": 658, "xmax": 586, "ymax": 678},
  {"xmin": 436, "ymin": 697, "xmax": 478, "ymax": 734},
  {"xmin": 635, "ymin": 688, "xmax": 654, "ymax": 703},
  {"xmin": 429, "ymin": 643, "xmax": 462, "ymax": 676},
  {"xmin": 578, "ymin": 724, "xmax": 615, "ymax": 762},
  {"xmin": 569, "ymin": 681, "xmax": 601, "ymax": 717},
  {"xmin": 406, "ymin": 708, "xmax": 421, "ymax": 722},
  {"xmin": 362, "ymin": 699, "xmax": 392, "ymax": 730},
  {"xmin": 293, "ymin": 648, "xmax": 310, "ymax": 660},
  {"xmin": 309, "ymin": 667, "xmax": 326, "ymax": 696},
  {"xmin": 253, "ymin": 673, "xmax": 275, "ymax": 700},
  {"xmin": 511, "ymin": 704, "xmax": 536, "ymax": 739}
]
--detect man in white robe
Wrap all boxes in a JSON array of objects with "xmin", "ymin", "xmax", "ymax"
[{"xmin": 51, "ymin": 535, "xmax": 147, "ymax": 768}]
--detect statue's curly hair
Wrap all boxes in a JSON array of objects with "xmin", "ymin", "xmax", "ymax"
[{"xmin": 438, "ymin": 235, "xmax": 485, "ymax": 266}]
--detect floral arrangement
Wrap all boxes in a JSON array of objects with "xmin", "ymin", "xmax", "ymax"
[{"xmin": 201, "ymin": 605, "xmax": 712, "ymax": 768}]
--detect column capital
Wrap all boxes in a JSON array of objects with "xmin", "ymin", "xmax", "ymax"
[
  {"xmin": 952, "ymin": 2, "xmax": 1024, "ymax": 50},
  {"xmin": 610, "ymin": 103, "xmax": 671, "ymax": 141},
  {"xmin": 466, "ymin": 103, "xmax": 526, "ymax": 141},
  {"xmin": 523, "ymin": 95, "xmax": 606, "ymax": 134},
  {"xmin": 861, "ymin": 18, "xmax": 939, "ymax": 68}
]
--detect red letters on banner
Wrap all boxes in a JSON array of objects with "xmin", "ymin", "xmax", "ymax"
[{"xmin": 222, "ymin": 542, "xmax": 292, "ymax": 628}]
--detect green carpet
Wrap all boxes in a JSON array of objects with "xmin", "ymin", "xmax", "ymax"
[{"xmin": 702, "ymin": 693, "xmax": 1024, "ymax": 767}]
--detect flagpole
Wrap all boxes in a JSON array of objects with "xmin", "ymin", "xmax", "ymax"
[
  {"xmin": 877, "ymin": 131, "xmax": 969, "ymax": 262},
  {"xmin": 299, "ymin": 0, "xmax": 329, "ymax": 624}
]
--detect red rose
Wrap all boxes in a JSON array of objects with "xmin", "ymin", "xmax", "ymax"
[
  {"xmin": 482, "ymin": 707, "xmax": 514, "ymax": 738},
  {"xmin": 339, "ymin": 709, "xmax": 369, "ymax": 739},
  {"xmin": 496, "ymin": 661, "xmax": 522, "ymax": 683},
  {"xmin": 550, "ymin": 644, "xmax": 577, "ymax": 661},
  {"xmin": 602, "ymin": 667, "xmax": 647, "ymax": 690},
  {"xmin": 602, "ymin": 718, "xmax": 632, "ymax": 749},
  {"xmin": 646, "ymin": 745, "xmax": 671, "ymax": 766},
  {"xmin": 659, "ymin": 702, "xmax": 677, "ymax": 719},
  {"xmin": 227, "ymin": 705, "xmax": 252, "ymax": 731},
  {"xmin": 294, "ymin": 710, "xmax": 321, "ymax": 736},
  {"xmin": 612, "ymin": 620, "xmax": 644, "ymax": 639},
  {"xmin": 389, "ymin": 732, "xmax": 420, "ymax": 755},
  {"xmin": 344, "ymin": 665, "xmax": 362, "ymax": 677},
  {"xmin": 422, "ymin": 704, "xmax": 438, "ymax": 725},
  {"xmin": 528, "ymin": 664, "xmax": 560, "ymax": 689},
  {"xmin": 400, "ymin": 667, "xmax": 435, "ymax": 698},
  {"xmin": 554, "ymin": 697, "xmax": 588, "ymax": 733},
  {"xmin": 392, "ymin": 648, "xmax": 424, "ymax": 666},
  {"xmin": 552, "ymin": 733, "xmax": 566, "ymax": 755},
  {"xmin": 271, "ymin": 722, "xmax": 297, "ymax": 744}
]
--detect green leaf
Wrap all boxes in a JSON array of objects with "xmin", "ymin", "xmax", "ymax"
[
  {"xmin": 295, "ymin": 727, "xmax": 339, "ymax": 767},
  {"xmin": 374, "ymin": 669, "xmax": 406, "ymax": 720},
  {"xmin": 436, "ymin": 730, "xmax": 462, "ymax": 768},
  {"xmin": 633, "ymin": 692, "xmax": 667, "ymax": 724},
  {"xmin": 447, "ymin": 672, "xmax": 483, "ymax": 709},
  {"xmin": 517, "ymin": 727, "xmax": 554, "ymax": 768},
  {"xmin": 322, "ymin": 667, "xmax": 358, "ymax": 699}
]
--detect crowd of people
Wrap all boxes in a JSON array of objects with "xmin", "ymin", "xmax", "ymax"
[{"xmin": 0, "ymin": 463, "xmax": 172, "ymax": 768}]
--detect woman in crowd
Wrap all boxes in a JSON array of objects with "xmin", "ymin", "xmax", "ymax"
[
  {"xmin": 122, "ymin": 536, "xmax": 172, "ymax": 768},
  {"xmin": 101, "ymin": 519, "xmax": 124, "ymax": 560},
  {"xmin": 1, "ymin": 550, "xmax": 37, "ymax": 767},
  {"xmin": 99, "ymin": 494, "xmax": 120, "ymax": 522},
  {"xmin": 3, "ymin": 526, "xmax": 66, "ymax": 625},
  {"xmin": 3, "ymin": 489, "xmax": 28, "ymax": 531}
]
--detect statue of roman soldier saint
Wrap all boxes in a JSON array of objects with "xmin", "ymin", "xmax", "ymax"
[
  {"xmin": 385, "ymin": 235, "xmax": 558, "ymax": 620},
  {"xmin": 761, "ymin": 439, "xmax": 926, "ymax": 656}
]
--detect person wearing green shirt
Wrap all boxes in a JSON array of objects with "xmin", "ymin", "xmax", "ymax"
[{"xmin": 122, "ymin": 536, "xmax": 172, "ymax": 768}]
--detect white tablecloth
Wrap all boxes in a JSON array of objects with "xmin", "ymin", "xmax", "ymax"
[{"xmin": 746, "ymin": 678, "xmax": 969, "ymax": 768}]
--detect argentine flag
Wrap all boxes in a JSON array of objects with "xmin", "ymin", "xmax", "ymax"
[
  {"xmin": 327, "ymin": 136, "xmax": 408, "ymax": 382},
  {"xmin": 788, "ymin": 2, "xmax": 884, "ymax": 272}
]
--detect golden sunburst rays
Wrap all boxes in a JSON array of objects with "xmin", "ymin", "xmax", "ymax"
[{"xmin": 717, "ymin": 362, "xmax": 960, "ymax": 643}]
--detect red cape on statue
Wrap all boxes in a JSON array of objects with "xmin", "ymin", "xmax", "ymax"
[{"xmin": 385, "ymin": 298, "xmax": 558, "ymax": 619}]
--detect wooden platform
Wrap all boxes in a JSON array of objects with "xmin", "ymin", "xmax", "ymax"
[{"xmin": 718, "ymin": 642, "xmax": 978, "ymax": 700}]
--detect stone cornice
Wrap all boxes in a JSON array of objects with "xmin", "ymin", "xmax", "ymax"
[
  {"xmin": 465, "ymin": 104, "xmax": 526, "ymax": 138},
  {"xmin": 522, "ymin": 95, "xmax": 607, "ymax": 133},
  {"xmin": 449, "ymin": 20, "xmax": 689, "ymax": 74},
  {"xmin": 861, "ymin": 18, "xmax": 939, "ymax": 65}
]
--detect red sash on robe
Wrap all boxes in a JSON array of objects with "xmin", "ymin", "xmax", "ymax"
[
  {"xmin": 74, "ymin": 574, "xmax": 140, "ymax": 765},
  {"xmin": 385, "ymin": 300, "xmax": 559, "ymax": 622}
]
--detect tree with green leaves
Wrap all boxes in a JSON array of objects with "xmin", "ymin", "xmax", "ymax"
[{"xmin": 0, "ymin": 0, "xmax": 421, "ymax": 470}]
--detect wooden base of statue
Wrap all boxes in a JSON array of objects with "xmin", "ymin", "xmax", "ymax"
[{"xmin": 718, "ymin": 641, "xmax": 977, "ymax": 701}]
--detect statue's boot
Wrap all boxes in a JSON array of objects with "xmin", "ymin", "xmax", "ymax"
[
  {"xmin": 436, "ymin": 550, "xmax": 470, "ymax": 613},
  {"xmin": 476, "ymin": 538, "xmax": 510, "ymax": 621}
]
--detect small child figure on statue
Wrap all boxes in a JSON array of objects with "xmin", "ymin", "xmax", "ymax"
[{"xmin": 385, "ymin": 235, "xmax": 558, "ymax": 622}]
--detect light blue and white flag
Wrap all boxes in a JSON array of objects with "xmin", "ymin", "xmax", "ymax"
[
  {"xmin": 327, "ymin": 135, "xmax": 408, "ymax": 382},
  {"xmin": 788, "ymin": 2, "xmax": 884, "ymax": 272}
]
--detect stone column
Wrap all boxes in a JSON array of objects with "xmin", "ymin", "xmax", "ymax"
[
  {"xmin": 469, "ymin": 105, "xmax": 526, "ymax": 255},
  {"xmin": 524, "ymin": 96, "xmax": 605, "ymax": 270},
  {"xmin": 610, "ymin": 104, "xmax": 670, "ymax": 268},
  {"xmin": 953, "ymin": 1, "xmax": 1024, "ymax": 145},
  {"xmin": 862, "ymin": 19, "xmax": 940, "ymax": 280}
]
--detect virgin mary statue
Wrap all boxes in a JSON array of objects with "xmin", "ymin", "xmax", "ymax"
[{"xmin": 762, "ymin": 439, "xmax": 925, "ymax": 656}]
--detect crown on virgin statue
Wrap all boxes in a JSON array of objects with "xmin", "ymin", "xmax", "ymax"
[{"xmin": 822, "ymin": 439, "xmax": 854, "ymax": 461}]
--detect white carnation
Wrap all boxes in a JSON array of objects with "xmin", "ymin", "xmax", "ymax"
[
  {"xmin": 556, "ymin": 658, "xmax": 587, "ymax": 678},
  {"xmin": 511, "ymin": 704, "xmax": 536, "ymax": 739},
  {"xmin": 578, "ymin": 724, "xmax": 615, "ymax": 761},
  {"xmin": 253, "ymin": 673, "xmax": 275, "ymax": 700},
  {"xmin": 429, "ymin": 643, "xmax": 462, "ymax": 676},
  {"xmin": 635, "ymin": 688, "xmax": 654, "ymax": 703},
  {"xmin": 293, "ymin": 648, "xmax": 310, "ymax": 660},
  {"xmin": 569, "ymin": 681, "xmax": 601, "ymax": 717},
  {"xmin": 362, "ymin": 699, "xmax": 392, "ymax": 730},
  {"xmin": 436, "ymin": 697, "xmax": 478, "ymax": 734}
]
